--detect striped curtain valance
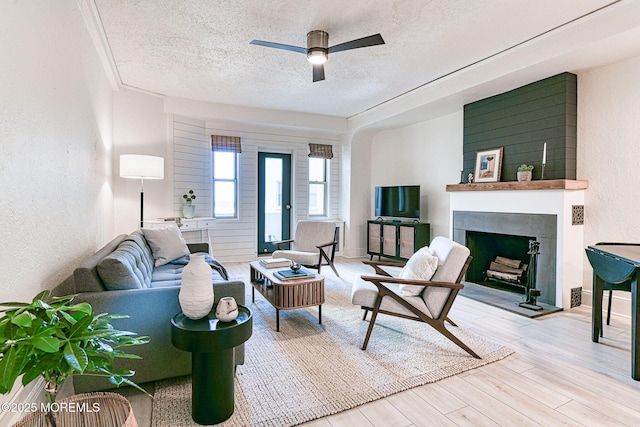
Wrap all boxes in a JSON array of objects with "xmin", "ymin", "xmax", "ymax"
[
  {"xmin": 308, "ymin": 143, "xmax": 333, "ymax": 159},
  {"xmin": 211, "ymin": 135, "xmax": 242, "ymax": 153}
]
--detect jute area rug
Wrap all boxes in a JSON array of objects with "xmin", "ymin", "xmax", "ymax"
[{"xmin": 152, "ymin": 269, "xmax": 513, "ymax": 427}]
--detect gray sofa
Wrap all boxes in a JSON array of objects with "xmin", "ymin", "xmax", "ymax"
[{"xmin": 53, "ymin": 230, "xmax": 245, "ymax": 393}]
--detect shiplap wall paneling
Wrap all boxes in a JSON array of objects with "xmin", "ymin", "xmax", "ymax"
[
  {"xmin": 173, "ymin": 116, "xmax": 211, "ymax": 218},
  {"xmin": 463, "ymin": 72, "xmax": 577, "ymax": 182}
]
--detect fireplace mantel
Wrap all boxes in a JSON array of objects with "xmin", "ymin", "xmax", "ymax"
[{"xmin": 446, "ymin": 179, "xmax": 588, "ymax": 192}]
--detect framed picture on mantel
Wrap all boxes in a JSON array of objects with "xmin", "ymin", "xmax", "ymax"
[{"xmin": 474, "ymin": 147, "xmax": 503, "ymax": 183}]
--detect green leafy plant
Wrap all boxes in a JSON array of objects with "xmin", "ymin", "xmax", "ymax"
[
  {"xmin": 517, "ymin": 164, "xmax": 534, "ymax": 172},
  {"xmin": 183, "ymin": 189, "xmax": 197, "ymax": 205},
  {"xmin": 0, "ymin": 290, "xmax": 150, "ymax": 424}
]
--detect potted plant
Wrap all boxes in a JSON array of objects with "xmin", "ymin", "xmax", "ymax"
[
  {"xmin": 517, "ymin": 164, "xmax": 534, "ymax": 181},
  {"xmin": 0, "ymin": 290, "xmax": 150, "ymax": 426},
  {"xmin": 182, "ymin": 189, "xmax": 197, "ymax": 219}
]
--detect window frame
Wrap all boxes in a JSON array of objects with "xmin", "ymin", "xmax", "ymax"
[
  {"xmin": 308, "ymin": 157, "xmax": 328, "ymax": 217},
  {"xmin": 212, "ymin": 151, "xmax": 239, "ymax": 219}
]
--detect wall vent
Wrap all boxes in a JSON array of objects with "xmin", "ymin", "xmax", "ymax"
[
  {"xmin": 572, "ymin": 205, "xmax": 585, "ymax": 225},
  {"xmin": 570, "ymin": 287, "xmax": 582, "ymax": 308}
]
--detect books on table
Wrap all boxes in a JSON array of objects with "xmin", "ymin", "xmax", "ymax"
[
  {"xmin": 259, "ymin": 258, "xmax": 291, "ymax": 268},
  {"xmin": 274, "ymin": 268, "xmax": 315, "ymax": 280}
]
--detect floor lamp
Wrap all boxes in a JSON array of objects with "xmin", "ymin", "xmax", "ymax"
[{"xmin": 120, "ymin": 154, "xmax": 165, "ymax": 228}]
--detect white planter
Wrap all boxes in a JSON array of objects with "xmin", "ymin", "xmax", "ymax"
[
  {"xmin": 517, "ymin": 171, "xmax": 532, "ymax": 181},
  {"xmin": 182, "ymin": 204, "xmax": 196, "ymax": 218},
  {"xmin": 179, "ymin": 253, "xmax": 213, "ymax": 319}
]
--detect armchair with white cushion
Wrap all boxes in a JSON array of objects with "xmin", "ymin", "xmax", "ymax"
[
  {"xmin": 272, "ymin": 220, "xmax": 339, "ymax": 276},
  {"xmin": 350, "ymin": 236, "xmax": 479, "ymax": 358}
]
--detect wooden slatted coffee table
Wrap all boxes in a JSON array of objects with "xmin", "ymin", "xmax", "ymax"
[{"xmin": 249, "ymin": 261, "xmax": 325, "ymax": 331}]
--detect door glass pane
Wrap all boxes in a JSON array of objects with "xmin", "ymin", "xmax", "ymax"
[
  {"xmin": 213, "ymin": 181, "xmax": 235, "ymax": 217},
  {"xmin": 309, "ymin": 183, "xmax": 325, "ymax": 215},
  {"xmin": 213, "ymin": 152, "xmax": 235, "ymax": 179},
  {"xmin": 264, "ymin": 158, "xmax": 283, "ymax": 242}
]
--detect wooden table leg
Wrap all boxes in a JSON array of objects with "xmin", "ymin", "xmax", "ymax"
[
  {"xmin": 276, "ymin": 308, "xmax": 280, "ymax": 332},
  {"xmin": 319, "ymin": 304, "xmax": 322, "ymax": 324}
]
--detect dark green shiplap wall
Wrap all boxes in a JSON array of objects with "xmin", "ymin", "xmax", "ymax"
[{"xmin": 463, "ymin": 73, "xmax": 577, "ymax": 182}]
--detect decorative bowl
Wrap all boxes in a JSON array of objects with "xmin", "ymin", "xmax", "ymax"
[{"xmin": 290, "ymin": 262, "xmax": 302, "ymax": 273}]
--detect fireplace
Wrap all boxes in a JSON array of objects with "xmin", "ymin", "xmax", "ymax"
[
  {"xmin": 447, "ymin": 180, "xmax": 588, "ymax": 310},
  {"xmin": 453, "ymin": 211, "xmax": 557, "ymax": 305}
]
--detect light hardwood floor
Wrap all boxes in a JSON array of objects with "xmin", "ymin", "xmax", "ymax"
[{"xmin": 116, "ymin": 257, "xmax": 640, "ymax": 427}]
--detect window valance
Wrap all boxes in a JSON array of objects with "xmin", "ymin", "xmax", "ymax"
[
  {"xmin": 308, "ymin": 143, "xmax": 333, "ymax": 159},
  {"xmin": 211, "ymin": 135, "xmax": 242, "ymax": 153}
]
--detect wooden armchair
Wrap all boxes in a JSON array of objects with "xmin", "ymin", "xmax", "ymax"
[
  {"xmin": 351, "ymin": 236, "xmax": 479, "ymax": 358},
  {"xmin": 272, "ymin": 220, "xmax": 339, "ymax": 276}
]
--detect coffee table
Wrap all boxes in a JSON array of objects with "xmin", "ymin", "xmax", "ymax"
[{"xmin": 250, "ymin": 261, "xmax": 325, "ymax": 331}]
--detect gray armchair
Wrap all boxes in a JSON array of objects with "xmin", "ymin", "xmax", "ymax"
[
  {"xmin": 351, "ymin": 236, "xmax": 479, "ymax": 358},
  {"xmin": 272, "ymin": 220, "xmax": 339, "ymax": 276}
]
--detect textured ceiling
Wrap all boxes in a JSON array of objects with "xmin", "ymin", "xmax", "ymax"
[{"xmin": 94, "ymin": 0, "xmax": 632, "ymax": 118}]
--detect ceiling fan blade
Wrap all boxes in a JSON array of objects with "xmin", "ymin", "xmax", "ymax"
[
  {"xmin": 249, "ymin": 40, "xmax": 306, "ymax": 54},
  {"xmin": 328, "ymin": 33, "xmax": 385, "ymax": 54},
  {"xmin": 313, "ymin": 64, "xmax": 325, "ymax": 82}
]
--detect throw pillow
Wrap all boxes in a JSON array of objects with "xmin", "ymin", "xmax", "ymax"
[
  {"xmin": 142, "ymin": 224, "xmax": 190, "ymax": 267},
  {"xmin": 398, "ymin": 246, "xmax": 439, "ymax": 296}
]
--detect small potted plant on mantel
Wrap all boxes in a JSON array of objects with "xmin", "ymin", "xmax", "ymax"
[
  {"xmin": 182, "ymin": 189, "xmax": 197, "ymax": 219},
  {"xmin": 0, "ymin": 290, "xmax": 150, "ymax": 427},
  {"xmin": 517, "ymin": 164, "xmax": 534, "ymax": 182}
]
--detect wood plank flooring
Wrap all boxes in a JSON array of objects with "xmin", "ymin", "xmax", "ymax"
[{"xmin": 115, "ymin": 257, "xmax": 640, "ymax": 427}]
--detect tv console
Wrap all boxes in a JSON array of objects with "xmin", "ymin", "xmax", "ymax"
[{"xmin": 367, "ymin": 220, "xmax": 430, "ymax": 261}]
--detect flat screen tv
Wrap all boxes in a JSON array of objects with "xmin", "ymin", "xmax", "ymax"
[{"xmin": 374, "ymin": 185, "xmax": 420, "ymax": 219}]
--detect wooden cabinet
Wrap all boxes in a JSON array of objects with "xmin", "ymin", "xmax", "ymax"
[{"xmin": 367, "ymin": 220, "xmax": 430, "ymax": 261}]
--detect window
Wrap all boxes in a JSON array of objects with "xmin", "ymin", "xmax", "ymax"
[
  {"xmin": 309, "ymin": 157, "xmax": 327, "ymax": 216},
  {"xmin": 212, "ymin": 151, "xmax": 238, "ymax": 218}
]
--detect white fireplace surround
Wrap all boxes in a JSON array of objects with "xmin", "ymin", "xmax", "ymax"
[{"xmin": 448, "ymin": 181, "xmax": 587, "ymax": 309}]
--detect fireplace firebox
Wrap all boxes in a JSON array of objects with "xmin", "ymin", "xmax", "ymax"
[
  {"xmin": 466, "ymin": 231, "xmax": 535, "ymax": 293},
  {"xmin": 453, "ymin": 211, "xmax": 557, "ymax": 306}
]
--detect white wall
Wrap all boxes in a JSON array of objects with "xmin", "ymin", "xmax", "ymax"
[
  {"xmin": 113, "ymin": 90, "xmax": 170, "ymax": 235},
  {"xmin": 369, "ymin": 112, "xmax": 463, "ymax": 241},
  {"xmin": 578, "ymin": 54, "xmax": 640, "ymax": 316},
  {"xmin": 0, "ymin": 0, "xmax": 114, "ymax": 420},
  {"xmin": 0, "ymin": 1, "xmax": 114, "ymax": 302}
]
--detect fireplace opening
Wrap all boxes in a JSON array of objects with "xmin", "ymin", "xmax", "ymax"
[{"xmin": 466, "ymin": 231, "xmax": 535, "ymax": 294}]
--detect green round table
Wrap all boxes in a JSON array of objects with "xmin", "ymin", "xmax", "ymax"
[{"xmin": 171, "ymin": 304, "xmax": 252, "ymax": 425}]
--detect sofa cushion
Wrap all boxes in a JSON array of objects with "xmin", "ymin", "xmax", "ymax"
[
  {"xmin": 351, "ymin": 276, "xmax": 434, "ymax": 318},
  {"xmin": 73, "ymin": 235, "xmax": 128, "ymax": 293},
  {"xmin": 397, "ymin": 246, "xmax": 438, "ymax": 296},
  {"xmin": 142, "ymin": 224, "xmax": 190, "ymax": 266},
  {"xmin": 271, "ymin": 250, "xmax": 319, "ymax": 267},
  {"xmin": 150, "ymin": 262, "xmax": 225, "ymax": 288},
  {"xmin": 126, "ymin": 231, "xmax": 155, "ymax": 273},
  {"xmin": 429, "ymin": 236, "xmax": 470, "ymax": 283},
  {"xmin": 97, "ymin": 240, "xmax": 153, "ymax": 290}
]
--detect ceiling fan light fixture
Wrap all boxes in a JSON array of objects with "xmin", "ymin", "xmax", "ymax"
[
  {"xmin": 307, "ymin": 48, "xmax": 328, "ymax": 64},
  {"xmin": 250, "ymin": 29, "xmax": 384, "ymax": 82}
]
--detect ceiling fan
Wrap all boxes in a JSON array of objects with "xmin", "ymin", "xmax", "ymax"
[{"xmin": 250, "ymin": 30, "xmax": 385, "ymax": 82}]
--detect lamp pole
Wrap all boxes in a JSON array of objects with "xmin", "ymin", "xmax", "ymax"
[{"xmin": 120, "ymin": 154, "xmax": 165, "ymax": 229}]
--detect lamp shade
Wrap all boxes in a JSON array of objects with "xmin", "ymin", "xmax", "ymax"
[{"xmin": 120, "ymin": 154, "xmax": 164, "ymax": 179}]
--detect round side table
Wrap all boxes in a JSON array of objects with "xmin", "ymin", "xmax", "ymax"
[{"xmin": 171, "ymin": 304, "xmax": 252, "ymax": 425}]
